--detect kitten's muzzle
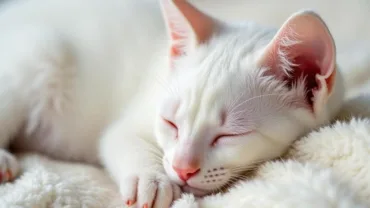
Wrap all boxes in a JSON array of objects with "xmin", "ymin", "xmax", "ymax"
[{"xmin": 173, "ymin": 166, "xmax": 200, "ymax": 181}]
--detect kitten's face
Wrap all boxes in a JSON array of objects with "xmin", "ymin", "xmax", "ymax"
[
  {"xmin": 157, "ymin": 0, "xmax": 339, "ymax": 196},
  {"xmin": 155, "ymin": 29, "xmax": 316, "ymax": 196}
]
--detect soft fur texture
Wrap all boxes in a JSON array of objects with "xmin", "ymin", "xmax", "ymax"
[{"xmin": 3, "ymin": 0, "xmax": 370, "ymax": 207}]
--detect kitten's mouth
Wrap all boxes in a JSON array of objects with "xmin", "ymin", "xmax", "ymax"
[{"xmin": 181, "ymin": 185, "xmax": 212, "ymax": 197}]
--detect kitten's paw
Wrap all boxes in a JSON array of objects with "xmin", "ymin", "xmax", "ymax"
[
  {"xmin": 120, "ymin": 172, "xmax": 181, "ymax": 208},
  {"xmin": 0, "ymin": 149, "xmax": 19, "ymax": 183}
]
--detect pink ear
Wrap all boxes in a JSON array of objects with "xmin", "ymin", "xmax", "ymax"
[
  {"xmin": 160, "ymin": 0, "xmax": 216, "ymax": 65},
  {"xmin": 258, "ymin": 10, "xmax": 336, "ymax": 112}
]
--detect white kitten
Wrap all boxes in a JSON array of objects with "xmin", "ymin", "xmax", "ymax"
[{"xmin": 0, "ymin": 0, "xmax": 343, "ymax": 207}]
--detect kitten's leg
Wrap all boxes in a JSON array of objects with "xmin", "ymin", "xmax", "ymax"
[
  {"xmin": 0, "ymin": 28, "xmax": 74, "ymax": 183},
  {"xmin": 0, "ymin": 57, "xmax": 25, "ymax": 182},
  {"xmin": 100, "ymin": 116, "xmax": 181, "ymax": 208}
]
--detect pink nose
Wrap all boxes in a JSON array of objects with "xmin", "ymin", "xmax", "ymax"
[{"xmin": 173, "ymin": 166, "xmax": 200, "ymax": 181}]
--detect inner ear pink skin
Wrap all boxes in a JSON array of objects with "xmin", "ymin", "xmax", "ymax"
[
  {"xmin": 288, "ymin": 55, "xmax": 321, "ymax": 106},
  {"xmin": 169, "ymin": 0, "xmax": 215, "ymax": 44},
  {"xmin": 160, "ymin": 0, "xmax": 217, "ymax": 66},
  {"xmin": 257, "ymin": 11, "xmax": 336, "ymax": 112}
]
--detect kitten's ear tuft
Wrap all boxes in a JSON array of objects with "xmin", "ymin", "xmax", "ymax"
[
  {"xmin": 160, "ymin": 0, "xmax": 216, "ymax": 66},
  {"xmin": 258, "ymin": 10, "xmax": 336, "ymax": 113}
]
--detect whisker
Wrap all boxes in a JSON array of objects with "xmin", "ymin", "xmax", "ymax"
[
  {"xmin": 211, "ymin": 185, "xmax": 225, "ymax": 195},
  {"xmin": 229, "ymin": 175, "xmax": 248, "ymax": 183},
  {"xmin": 155, "ymin": 74, "xmax": 179, "ymax": 97},
  {"xmin": 232, "ymin": 159, "xmax": 265, "ymax": 168},
  {"xmin": 145, "ymin": 150, "xmax": 163, "ymax": 161},
  {"xmin": 231, "ymin": 166, "xmax": 256, "ymax": 172},
  {"xmin": 129, "ymin": 134, "xmax": 164, "ymax": 164},
  {"xmin": 231, "ymin": 161, "xmax": 263, "ymax": 168},
  {"xmin": 225, "ymin": 89, "xmax": 246, "ymax": 112},
  {"xmin": 230, "ymin": 160, "xmax": 266, "ymax": 173},
  {"xmin": 228, "ymin": 177, "xmax": 243, "ymax": 185},
  {"xmin": 227, "ymin": 93, "xmax": 282, "ymax": 115},
  {"xmin": 224, "ymin": 93, "xmax": 286, "ymax": 132},
  {"xmin": 225, "ymin": 100, "xmax": 289, "ymax": 133}
]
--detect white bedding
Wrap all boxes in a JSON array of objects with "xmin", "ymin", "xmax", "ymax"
[{"xmin": 1, "ymin": 1, "xmax": 370, "ymax": 208}]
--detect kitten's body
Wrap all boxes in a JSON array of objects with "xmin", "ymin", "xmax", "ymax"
[
  {"xmin": 0, "ymin": 0, "xmax": 344, "ymax": 207},
  {"xmin": 1, "ymin": 0, "xmax": 166, "ymax": 164}
]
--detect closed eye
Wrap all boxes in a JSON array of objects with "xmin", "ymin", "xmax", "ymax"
[
  {"xmin": 163, "ymin": 118, "xmax": 177, "ymax": 129},
  {"xmin": 212, "ymin": 132, "xmax": 252, "ymax": 146},
  {"xmin": 162, "ymin": 118, "xmax": 178, "ymax": 138}
]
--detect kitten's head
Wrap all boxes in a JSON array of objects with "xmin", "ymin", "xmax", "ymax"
[{"xmin": 155, "ymin": 0, "xmax": 343, "ymax": 196}]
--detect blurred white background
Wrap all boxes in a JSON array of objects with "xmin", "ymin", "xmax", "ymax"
[{"xmin": 190, "ymin": 0, "xmax": 370, "ymax": 45}]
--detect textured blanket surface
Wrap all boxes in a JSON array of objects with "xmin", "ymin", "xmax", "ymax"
[{"xmin": 1, "ymin": 1, "xmax": 370, "ymax": 208}]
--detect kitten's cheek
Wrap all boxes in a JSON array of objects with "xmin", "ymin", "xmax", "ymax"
[{"xmin": 156, "ymin": 130, "xmax": 175, "ymax": 149}]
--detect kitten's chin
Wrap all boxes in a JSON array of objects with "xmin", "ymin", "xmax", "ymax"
[{"xmin": 181, "ymin": 185, "xmax": 212, "ymax": 197}]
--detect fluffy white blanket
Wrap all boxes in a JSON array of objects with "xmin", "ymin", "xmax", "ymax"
[{"xmin": 1, "ymin": 1, "xmax": 370, "ymax": 208}]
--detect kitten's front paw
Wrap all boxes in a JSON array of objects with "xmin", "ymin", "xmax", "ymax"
[
  {"xmin": 120, "ymin": 172, "xmax": 181, "ymax": 208},
  {"xmin": 0, "ymin": 149, "xmax": 19, "ymax": 183}
]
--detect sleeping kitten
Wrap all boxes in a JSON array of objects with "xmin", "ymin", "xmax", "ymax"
[{"xmin": 0, "ymin": 0, "xmax": 344, "ymax": 207}]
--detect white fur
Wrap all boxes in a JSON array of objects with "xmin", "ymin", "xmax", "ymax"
[{"xmin": 0, "ymin": 0, "xmax": 344, "ymax": 207}]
